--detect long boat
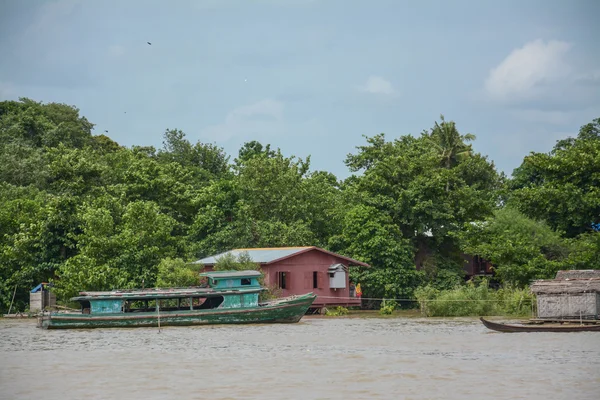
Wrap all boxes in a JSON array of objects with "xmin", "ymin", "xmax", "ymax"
[
  {"xmin": 480, "ymin": 317, "xmax": 600, "ymax": 333},
  {"xmin": 38, "ymin": 270, "xmax": 317, "ymax": 329}
]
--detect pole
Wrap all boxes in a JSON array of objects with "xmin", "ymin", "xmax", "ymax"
[
  {"xmin": 157, "ymin": 300, "xmax": 161, "ymax": 333},
  {"xmin": 7, "ymin": 285, "xmax": 17, "ymax": 315}
]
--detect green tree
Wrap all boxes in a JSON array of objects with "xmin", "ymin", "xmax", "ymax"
[
  {"xmin": 429, "ymin": 114, "xmax": 476, "ymax": 192},
  {"xmin": 329, "ymin": 204, "xmax": 421, "ymax": 301},
  {"xmin": 156, "ymin": 258, "xmax": 200, "ymax": 287},
  {"xmin": 343, "ymin": 117, "xmax": 500, "ymax": 288},
  {"xmin": 509, "ymin": 117, "xmax": 600, "ymax": 237},
  {"xmin": 456, "ymin": 207, "xmax": 569, "ymax": 287}
]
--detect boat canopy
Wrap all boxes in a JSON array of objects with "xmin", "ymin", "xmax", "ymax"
[
  {"xmin": 71, "ymin": 287, "xmax": 216, "ymax": 302},
  {"xmin": 200, "ymin": 270, "xmax": 262, "ymax": 279},
  {"xmin": 70, "ymin": 270, "xmax": 264, "ymax": 302}
]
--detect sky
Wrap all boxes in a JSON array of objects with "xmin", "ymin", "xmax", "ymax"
[{"xmin": 0, "ymin": 0, "xmax": 598, "ymax": 178}]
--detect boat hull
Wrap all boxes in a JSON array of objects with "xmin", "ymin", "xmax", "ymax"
[
  {"xmin": 480, "ymin": 317, "xmax": 600, "ymax": 333},
  {"xmin": 39, "ymin": 293, "xmax": 317, "ymax": 330}
]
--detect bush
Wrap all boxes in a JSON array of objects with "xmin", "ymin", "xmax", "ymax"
[
  {"xmin": 379, "ymin": 299, "xmax": 396, "ymax": 315},
  {"xmin": 324, "ymin": 306, "xmax": 349, "ymax": 316},
  {"xmin": 414, "ymin": 279, "xmax": 535, "ymax": 317}
]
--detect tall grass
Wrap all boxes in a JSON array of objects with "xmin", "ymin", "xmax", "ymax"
[{"xmin": 414, "ymin": 279, "xmax": 535, "ymax": 317}]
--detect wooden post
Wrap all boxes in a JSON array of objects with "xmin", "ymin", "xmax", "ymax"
[
  {"xmin": 7, "ymin": 285, "xmax": 17, "ymax": 315},
  {"xmin": 157, "ymin": 300, "xmax": 161, "ymax": 333}
]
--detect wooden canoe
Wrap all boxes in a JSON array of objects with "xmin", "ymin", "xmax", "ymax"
[{"xmin": 480, "ymin": 317, "xmax": 600, "ymax": 333}]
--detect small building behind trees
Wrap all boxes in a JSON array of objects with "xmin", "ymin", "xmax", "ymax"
[
  {"xmin": 531, "ymin": 270, "xmax": 600, "ymax": 320},
  {"xmin": 30, "ymin": 283, "xmax": 56, "ymax": 313}
]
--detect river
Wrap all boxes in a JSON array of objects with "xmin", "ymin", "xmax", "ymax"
[{"xmin": 0, "ymin": 317, "xmax": 598, "ymax": 400}]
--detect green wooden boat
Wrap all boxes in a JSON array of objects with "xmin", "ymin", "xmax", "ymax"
[{"xmin": 38, "ymin": 270, "xmax": 317, "ymax": 329}]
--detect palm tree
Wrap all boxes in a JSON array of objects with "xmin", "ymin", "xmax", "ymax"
[{"xmin": 430, "ymin": 115, "xmax": 476, "ymax": 190}]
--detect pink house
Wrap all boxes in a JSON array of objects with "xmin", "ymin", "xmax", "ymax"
[{"xmin": 194, "ymin": 246, "xmax": 370, "ymax": 311}]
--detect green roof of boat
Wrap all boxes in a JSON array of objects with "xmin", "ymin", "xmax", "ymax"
[{"xmin": 199, "ymin": 270, "xmax": 262, "ymax": 279}]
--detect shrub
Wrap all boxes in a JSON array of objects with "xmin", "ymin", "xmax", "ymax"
[
  {"xmin": 324, "ymin": 306, "xmax": 349, "ymax": 316},
  {"xmin": 414, "ymin": 279, "xmax": 535, "ymax": 317},
  {"xmin": 379, "ymin": 299, "xmax": 396, "ymax": 315}
]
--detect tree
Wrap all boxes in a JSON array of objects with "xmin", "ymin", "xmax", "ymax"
[
  {"xmin": 456, "ymin": 207, "xmax": 569, "ymax": 287},
  {"xmin": 158, "ymin": 128, "xmax": 229, "ymax": 179},
  {"xmin": 430, "ymin": 114, "xmax": 476, "ymax": 170},
  {"xmin": 343, "ymin": 119, "xmax": 500, "ymax": 287},
  {"xmin": 329, "ymin": 204, "xmax": 421, "ymax": 301},
  {"xmin": 429, "ymin": 115, "xmax": 476, "ymax": 192},
  {"xmin": 235, "ymin": 140, "xmax": 276, "ymax": 165},
  {"xmin": 0, "ymin": 98, "xmax": 93, "ymax": 149},
  {"xmin": 509, "ymin": 117, "xmax": 600, "ymax": 237},
  {"xmin": 156, "ymin": 258, "xmax": 200, "ymax": 287}
]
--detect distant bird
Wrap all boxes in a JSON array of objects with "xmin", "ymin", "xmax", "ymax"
[
  {"xmin": 104, "ymin": 130, "xmax": 108, "ymax": 133},
  {"xmin": 147, "ymin": 42, "xmax": 152, "ymax": 45}
]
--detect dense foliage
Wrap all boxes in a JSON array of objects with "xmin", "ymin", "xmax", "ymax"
[
  {"xmin": 415, "ymin": 279, "xmax": 535, "ymax": 317},
  {"xmin": 0, "ymin": 98, "xmax": 598, "ymax": 313}
]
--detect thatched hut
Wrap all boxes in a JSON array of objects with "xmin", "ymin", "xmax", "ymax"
[{"xmin": 531, "ymin": 270, "xmax": 600, "ymax": 320}]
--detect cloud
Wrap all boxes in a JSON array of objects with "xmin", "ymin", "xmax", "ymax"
[
  {"xmin": 485, "ymin": 40, "xmax": 572, "ymax": 103},
  {"xmin": 200, "ymin": 99, "xmax": 285, "ymax": 141},
  {"xmin": 359, "ymin": 76, "xmax": 395, "ymax": 95},
  {"xmin": 574, "ymin": 69, "xmax": 600, "ymax": 85}
]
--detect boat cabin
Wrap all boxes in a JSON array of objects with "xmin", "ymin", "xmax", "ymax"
[{"xmin": 71, "ymin": 270, "xmax": 264, "ymax": 315}]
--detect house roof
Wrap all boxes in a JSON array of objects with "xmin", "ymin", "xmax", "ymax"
[{"xmin": 193, "ymin": 246, "xmax": 370, "ymax": 267}]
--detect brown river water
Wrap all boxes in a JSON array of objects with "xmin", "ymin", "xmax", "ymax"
[{"xmin": 0, "ymin": 317, "xmax": 599, "ymax": 400}]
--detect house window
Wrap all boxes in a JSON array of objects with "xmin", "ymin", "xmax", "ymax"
[
  {"xmin": 278, "ymin": 272, "xmax": 288, "ymax": 289},
  {"xmin": 241, "ymin": 278, "xmax": 251, "ymax": 286},
  {"xmin": 313, "ymin": 271, "xmax": 318, "ymax": 289}
]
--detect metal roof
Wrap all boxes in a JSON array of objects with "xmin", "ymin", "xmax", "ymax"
[
  {"xmin": 194, "ymin": 247, "xmax": 312, "ymax": 265},
  {"xmin": 193, "ymin": 246, "xmax": 370, "ymax": 267}
]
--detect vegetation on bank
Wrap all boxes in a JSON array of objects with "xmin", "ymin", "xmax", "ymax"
[
  {"xmin": 415, "ymin": 280, "xmax": 535, "ymax": 317},
  {"xmin": 0, "ymin": 98, "xmax": 598, "ymax": 314}
]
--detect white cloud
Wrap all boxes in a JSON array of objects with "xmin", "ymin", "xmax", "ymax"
[
  {"xmin": 574, "ymin": 69, "xmax": 600, "ymax": 84},
  {"xmin": 200, "ymin": 99, "xmax": 285, "ymax": 141},
  {"xmin": 359, "ymin": 76, "xmax": 395, "ymax": 95},
  {"xmin": 485, "ymin": 39, "xmax": 572, "ymax": 102}
]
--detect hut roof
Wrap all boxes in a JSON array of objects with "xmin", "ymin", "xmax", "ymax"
[
  {"xmin": 531, "ymin": 278, "xmax": 600, "ymax": 295},
  {"xmin": 555, "ymin": 270, "xmax": 600, "ymax": 280}
]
